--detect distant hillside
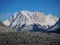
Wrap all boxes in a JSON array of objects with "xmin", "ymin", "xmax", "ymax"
[
  {"xmin": 0, "ymin": 21, "xmax": 16, "ymax": 33},
  {"xmin": 0, "ymin": 21, "xmax": 6, "ymax": 27}
]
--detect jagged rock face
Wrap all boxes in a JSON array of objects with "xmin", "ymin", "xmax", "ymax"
[{"xmin": 3, "ymin": 10, "xmax": 58, "ymax": 31}]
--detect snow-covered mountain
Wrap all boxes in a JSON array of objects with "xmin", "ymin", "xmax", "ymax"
[
  {"xmin": 3, "ymin": 10, "xmax": 59, "ymax": 31},
  {"xmin": 48, "ymin": 19, "xmax": 60, "ymax": 31}
]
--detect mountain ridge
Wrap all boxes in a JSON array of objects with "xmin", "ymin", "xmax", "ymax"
[{"xmin": 3, "ymin": 10, "xmax": 59, "ymax": 32}]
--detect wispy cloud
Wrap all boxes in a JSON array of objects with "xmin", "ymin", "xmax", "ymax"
[{"xmin": 0, "ymin": 13, "xmax": 12, "ymax": 22}]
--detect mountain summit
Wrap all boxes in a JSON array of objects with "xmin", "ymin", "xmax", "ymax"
[{"xmin": 3, "ymin": 10, "xmax": 59, "ymax": 31}]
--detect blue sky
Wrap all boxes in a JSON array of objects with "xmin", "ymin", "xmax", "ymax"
[{"xmin": 0, "ymin": 0, "xmax": 60, "ymax": 22}]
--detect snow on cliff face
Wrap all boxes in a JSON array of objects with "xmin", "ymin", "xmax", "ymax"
[
  {"xmin": 3, "ymin": 20, "xmax": 10, "ymax": 26},
  {"xmin": 3, "ymin": 10, "xmax": 58, "ymax": 30},
  {"xmin": 46, "ymin": 14, "xmax": 58, "ymax": 26}
]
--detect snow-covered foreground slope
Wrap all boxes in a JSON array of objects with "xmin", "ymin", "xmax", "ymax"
[{"xmin": 3, "ymin": 10, "xmax": 59, "ymax": 31}]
